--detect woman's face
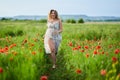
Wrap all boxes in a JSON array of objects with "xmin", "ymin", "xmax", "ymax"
[{"xmin": 51, "ymin": 11, "xmax": 56, "ymax": 19}]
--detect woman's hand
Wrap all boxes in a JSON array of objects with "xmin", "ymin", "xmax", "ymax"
[{"xmin": 53, "ymin": 30, "xmax": 59, "ymax": 35}]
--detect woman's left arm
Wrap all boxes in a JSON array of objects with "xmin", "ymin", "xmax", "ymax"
[{"xmin": 58, "ymin": 19, "xmax": 63, "ymax": 33}]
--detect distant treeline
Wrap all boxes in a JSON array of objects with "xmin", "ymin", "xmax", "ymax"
[
  {"xmin": 0, "ymin": 17, "xmax": 85, "ymax": 23},
  {"xmin": 1, "ymin": 17, "xmax": 120, "ymax": 23},
  {"xmin": 87, "ymin": 19, "xmax": 120, "ymax": 22}
]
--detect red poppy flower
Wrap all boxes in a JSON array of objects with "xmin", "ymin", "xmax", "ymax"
[
  {"xmin": 72, "ymin": 47, "xmax": 79, "ymax": 50},
  {"xmin": 4, "ymin": 47, "xmax": 9, "ymax": 53},
  {"xmin": 102, "ymin": 51, "xmax": 104, "ymax": 54},
  {"xmin": 0, "ymin": 67, "xmax": 3, "ymax": 73},
  {"xmin": 0, "ymin": 47, "xmax": 9, "ymax": 53},
  {"xmin": 69, "ymin": 42, "xmax": 73, "ymax": 47},
  {"xmin": 77, "ymin": 45, "xmax": 81, "ymax": 49},
  {"xmin": 93, "ymin": 50, "xmax": 97, "ymax": 55},
  {"xmin": 86, "ymin": 53, "xmax": 89, "ymax": 58},
  {"xmin": 96, "ymin": 45, "xmax": 101, "ymax": 50},
  {"xmin": 13, "ymin": 44, "xmax": 16, "ymax": 47},
  {"xmin": 84, "ymin": 46, "xmax": 89, "ymax": 49},
  {"xmin": 23, "ymin": 39, "xmax": 27, "ymax": 43},
  {"xmin": 32, "ymin": 51, "xmax": 36, "ymax": 55},
  {"xmin": 40, "ymin": 75, "xmax": 48, "ymax": 80},
  {"xmin": 4, "ymin": 47, "xmax": 9, "ymax": 51},
  {"xmin": 112, "ymin": 57, "xmax": 117, "ymax": 62},
  {"xmin": 100, "ymin": 69, "xmax": 106, "ymax": 76},
  {"xmin": 76, "ymin": 69, "xmax": 82, "ymax": 74},
  {"xmin": 114, "ymin": 49, "xmax": 119, "ymax": 54},
  {"xmin": 0, "ymin": 48, "xmax": 4, "ymax": 53},
  {"xmin": 31, "ymin": 43, "xmax": 34, "ymax": 47},
  {"xmin": 10, "ymin": 44, "xmax": 16, "ymax": 48},
  {"xmin": 80, "ymin": 49, "xmax": 84, "ymax": 53}
]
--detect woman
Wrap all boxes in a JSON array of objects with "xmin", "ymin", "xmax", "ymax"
[{"xmin": 44, "ymin": 9, "xmax": 63, "ymax": 69}]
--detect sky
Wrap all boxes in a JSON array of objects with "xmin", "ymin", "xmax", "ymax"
[{"xmin": 0, "ymin": 0, "xmax": 120, "ymax": 17}]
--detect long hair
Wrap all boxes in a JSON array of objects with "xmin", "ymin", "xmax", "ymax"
[{"xmin": 48, "ymin": 9, "xmax": 59, "ymax": 20}]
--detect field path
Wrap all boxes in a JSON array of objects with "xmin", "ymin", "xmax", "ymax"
[{"xmin": 44, "ymin": 49, "xmax": 70, "ymax": 80}]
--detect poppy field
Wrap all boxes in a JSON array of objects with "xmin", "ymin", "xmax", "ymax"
[{"xmin": 0, "ymin": 21, "xmax": 120, "ymax": 80}]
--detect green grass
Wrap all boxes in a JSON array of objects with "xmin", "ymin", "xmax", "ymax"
[{"xmin": 0, "ymin": 21, "xmax": 120, "ymax": 80}]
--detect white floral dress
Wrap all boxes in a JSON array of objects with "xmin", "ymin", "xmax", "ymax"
[{"xmin": 44, "ymin": 21, "xmax": 62, "ymax": 54}]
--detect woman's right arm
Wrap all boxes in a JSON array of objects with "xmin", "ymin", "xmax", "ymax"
[{"xmin": 58, "ymin": 19, "xmax": 63, "ymax": 33}]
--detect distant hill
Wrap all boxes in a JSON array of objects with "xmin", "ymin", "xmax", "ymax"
[{"xmin": 0, "ymin": 15, "xmax": 120, "ymax": 22}]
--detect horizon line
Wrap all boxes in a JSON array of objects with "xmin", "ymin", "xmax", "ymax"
[{"xmin": 0, "ymin": 14, "xmax": 120, "ymax": 17}]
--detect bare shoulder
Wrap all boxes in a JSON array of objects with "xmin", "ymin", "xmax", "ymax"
[{"xmin": 58, "ymin": 19, "xmax": 62, "ymax": 23}]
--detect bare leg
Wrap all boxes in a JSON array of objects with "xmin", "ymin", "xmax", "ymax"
[{"xmin": 48, "ymin": 38, "xmax": 56, "ymax": 68}]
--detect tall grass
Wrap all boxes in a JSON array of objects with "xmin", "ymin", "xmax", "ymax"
[{"xmin": 0, "ymin": 21, "xmax": 120, "ymax": 80}]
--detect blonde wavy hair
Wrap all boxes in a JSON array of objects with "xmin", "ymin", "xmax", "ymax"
[{"xmin": 48, "ymin": 9, "xmax": 59, "ymax": 20}]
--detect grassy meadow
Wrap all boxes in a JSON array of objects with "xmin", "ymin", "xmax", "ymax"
[{"xmin": 0, "ymin": 20, "xmax": 120, "ymax": 80}]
